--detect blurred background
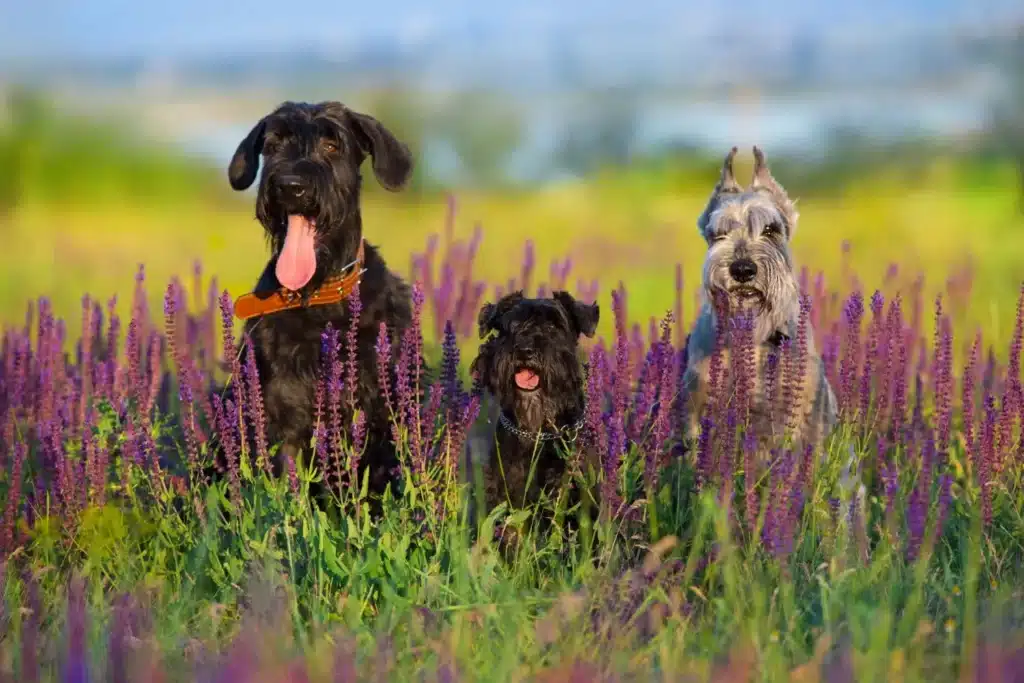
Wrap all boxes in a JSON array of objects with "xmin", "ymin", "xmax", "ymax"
[{"xmin": 1, "ymin": 0, "xmax": 1023, "ymax": 342}]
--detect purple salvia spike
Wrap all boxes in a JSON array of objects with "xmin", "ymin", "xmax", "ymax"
[
  {"xmin": 979, "ymin": 391, "xmax": 996, "ymax": 526},
  {"xmin": 0, "ymin": 432, "xmax": 26, "ymax": 556},
  {"xmin": 418, "ymin": 384, "xmax": 442, "ymax": 475},
  {"xmin": 742, "ymin": 430, "xmax": 758, "ymax": 535},
  {"xmin": 63, "ymin": 576, "xmax": 89, "ymax": 683},
  {"xmin": 648, "ymin": 313, "xmax": 677, "ymax": 481},
  {"xmin": 520, "ymin": 240, "xmax": 536, "ymax": 295},
  {"xmin": 212, "ymin": 394, "xmax": 242, "ymax": 510},
  {"xmin": 324, "ymin": 324, "xmax": 344, "ymax": 490},
  {"xmin": 145, "ymin": 331, "xmax": 162, "ymax": 418},
  {"xmin": 79, "ymin": 295, "xmax": 94, "ymax": 424},
  {"xmin": 374, "ymin": 322, "xmax": 396, "ymax": 420},
  {"xmin": 581, "ymin": 344, "xmax": 608, "ymax": 458},
  {"xmin": 105, "ymin": 296, "xmax": 120, "ymax": 402},
  {"xmin": 962, "ymin": 332, "xmax": 981, "ymax": 459},
  {"xmin": 343, "ymin": 283, "xmax": 363, "ymax": 416},
  {"xmin": 858, "ymin": 291, "xmax": 885, "ymax": 424},
  {"xmin": 603, "ymin": 410, "xmax": 625, "ymax": 519},
  {"xmin": 243, "ymin": 338, "xmax": 268, "ymax": 473},
  {"xmin": 695, "ymin": 414, "xmax": 714, "ymax": 490}
]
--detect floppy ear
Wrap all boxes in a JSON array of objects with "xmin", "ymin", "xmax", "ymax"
[
  {"xmin": 696, "ymin": 146, "xmax": 742, "ymax": 240},
  {"xmin": 750, "ymin": 145, "xmax": 799, "ymax": 236},
  {"xmin": 477, "ymin": 291, "xmax": 524, "ymax": 339},
  {"xmin": 553, "ymin": 291, "xmax": 600, "ymax": 339},
  {"xmin": 228, "ymin": 117, "xmax": 268, "ymax": 191},
  {"xmin": 348, "ymin": 110, "xmax": 414, "ymax": 192}
]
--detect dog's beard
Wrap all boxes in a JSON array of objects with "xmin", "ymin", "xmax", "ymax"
[{"xmin": 480, "ymin": 345, "xmax": 584, "ymax": 433}]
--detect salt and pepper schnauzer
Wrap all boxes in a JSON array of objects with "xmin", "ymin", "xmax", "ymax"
[
  {"xmin": 227, "ymin": 100, "xmax": 415, "ymax": 498},
  {"xmin": 682, "ymin": 146, "xmax": 837, "ymax": 451},
  {"xmin": 466, "ymin": 291, "xmax": 601, "ymax": 518}
]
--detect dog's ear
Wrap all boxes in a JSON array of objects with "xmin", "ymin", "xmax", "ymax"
[
  {"xmin": 696, "ymin": 146, "xmax": 742, "ymax": 240},
  {"xmin": 228, "ymin": 116, "xmax": 268, "ymax": 191},
  {"xmin": 750, "ymin": 146, "xmax": 798, "ymax": 236},
  {"xmin": 553, "ymin": 291, "xmax": 600, "ymax": 339},
  {"xmin": 477, "ymin": 291, "xmax": 524, "ymax": 339},
  {"xmin": 347, "ymin": 110, "xmax": 414, "ymax": 192}
]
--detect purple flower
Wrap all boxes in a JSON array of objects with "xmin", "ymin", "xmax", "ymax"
[
  {"xmin": 343, "ymin": 283, "xmax": 363, "ymax": 414},
  {"xmin": 603, "ymin": 410, "xmax": 625, "ymax": 519},
  {"xmin": 581, "ymin": 343, "xmax": 608, "ymax": 457},
  {"xmin": 213, "ymin": 394, "xmax": 242, "ymax": 510},
  {"xmin": 375, "ymin": 322, "xmax": 396, "ymax": 421},
  {"xmin": 0, "ymin": 435, "xmax": 26, "ymax": 556},
  {"xmin": 859, "ymin": 291, "xmax": 885, "ymax": 423},
  {"xmin": 962, "ymin": 332, "xmax": 981, "ymax": 458},
  {"xmin": 243, "ymin": 338, "xmax": 268, "ymax": 473},
  {"xmin": 63, "ymin": 576, "xmax": 89, "ymax": 683},
  {"xmin": 838, "ymin": 291, "xmax": 864, "ymax": 417},
  {"xmin": 695, "ymin": 414, "xmax": 714, "ymax": 490},
  {"xmin": 979, "ymin": 391, "xmax": 996, "ymax": 525}
]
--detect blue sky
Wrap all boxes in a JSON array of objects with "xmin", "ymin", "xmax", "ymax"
[{"xmin": 2, "ymin": 0, "xmax": 1020, "ymax": 63}]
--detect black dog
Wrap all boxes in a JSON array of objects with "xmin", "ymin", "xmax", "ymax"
[
  {"xmin": 226, "ymin": 100, "xmax": 415, "ymax": 499},
  {"xmin": 467, "ymin": 291, "xmax": 601, "ymax": 520}
]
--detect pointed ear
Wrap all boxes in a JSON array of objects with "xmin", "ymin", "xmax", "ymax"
[
  {"xmin": 696, "ymin": 146, "xmax": 743, "ymax": 239},
  {"xmin": 477, "ymin": 291, "xmax": 524, "ymax": 339},
  {"xmin": 347, "ymin": 110, "xmax": 414, "ymax": 191},
  {"xmin": 228, "ymin": 116, "xmax": 268, "ymax": 191},
  {"xmin": 553, "ymin": 290, "xmax": 600, "ymax": 338},
  {"xmin": 750, "ymin": 145, "xmax": 799, "ymax": 236}
]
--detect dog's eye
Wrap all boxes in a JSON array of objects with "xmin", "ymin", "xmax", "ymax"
[
  {"xmin": 762, "ymin": 222, "xmax": 781, "ymax": 238},
  {"xmin": 711, "ymin": 235, "xmax": 726, "ymax": 244},
  {"xmin": 321, "ymin": 141, "xmax": 338, "ymax": 154}
]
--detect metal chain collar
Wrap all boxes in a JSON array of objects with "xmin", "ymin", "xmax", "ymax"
[{"xmin": 497, "ymin": 410, "xmax": 586, "ymax": 444}]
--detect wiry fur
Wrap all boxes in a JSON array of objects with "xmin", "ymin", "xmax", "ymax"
[
  {"xmin": 683, "ymin": 146, "xmax": 837, "ymax": 452},
  {"xmin": 226, "ymin": 100, "xmax": 416, "ymax": 499},
  {"xmin": 465, "ymin": 291, "xmax": 601, "ymax": 517}
]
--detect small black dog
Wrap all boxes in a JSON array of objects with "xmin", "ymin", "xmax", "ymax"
[
  {"xmin": 226, "ymin": 100, "xmax": 415, "ymax": 499},
  {"xmin": 467, "ymin": 290, "xmax": 600, "ymax": 519}
]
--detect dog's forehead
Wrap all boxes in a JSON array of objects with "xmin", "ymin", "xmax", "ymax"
[
  {"xmin": 508, "ymin": 298, "xmax": 570, "ymax": 326},
  {"xmin": 711, "ymin": 193, "xmax": 782, "ymax": 230},
  {"xmin": 266, "ymin": 102, "xmax": 349, "ymax": 136}
]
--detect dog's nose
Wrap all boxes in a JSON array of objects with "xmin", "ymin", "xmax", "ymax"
[
  {"xmin": 729, "ymin": 259, "xmax": 758, "ymax": 283},
  {"xmin": 277, "ymin": 175, "xmax": 307, "ymax": 198}
]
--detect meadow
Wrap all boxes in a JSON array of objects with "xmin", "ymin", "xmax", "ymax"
[{"xmin": 1, "ymin": 99, "xmax": 1024, "ymax": 681}]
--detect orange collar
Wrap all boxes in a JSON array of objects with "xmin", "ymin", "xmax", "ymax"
[{"xmin": 233, "ymin": 240, "xmax": 366, "ymax": 320}]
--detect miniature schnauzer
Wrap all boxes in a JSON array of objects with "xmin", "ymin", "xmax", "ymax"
[
  {"xmin": 465, "ymin": 291, "xmax": 601, "ymax": 520},
  {"xmin": 682, "ymin": 146, "xmax": 837, "ymax": 452}
]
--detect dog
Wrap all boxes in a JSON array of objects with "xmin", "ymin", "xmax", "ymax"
[
  {"xmin": 225, "ymin": 100, "xmax": 415, "ymax": 500},
  {"xmin": 465, "ymin": 291, "xmax": 601, "ymax": 525},
  {"xmin": 682, "ymin": 146, "xmax": 837, "ymax": 454}
]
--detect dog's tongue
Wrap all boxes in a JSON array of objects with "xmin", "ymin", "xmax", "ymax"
[
  {"xmin": 514, "ymin": 369, "xmax": 540, "ymax": 391},
  {"xmin": 275, "ymin": 215, "xmax": 317, "ymax": 291}
]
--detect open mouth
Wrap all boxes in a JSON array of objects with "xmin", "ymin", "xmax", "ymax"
[
  {"xmin": 729, "ymin": 286, "xmax": 763, "ymax": 300},
  {"xmin": 275, "ymin": 215, "xmax": 318, "ymax": 291},
  {"xmin": 513, "ymin": 368, "xmax": 541, "ymax": 392}
]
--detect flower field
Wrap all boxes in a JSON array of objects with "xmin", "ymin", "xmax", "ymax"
[{"xmin": 1, "ymin": 201, "xmax": 1023, "ymax": 682}]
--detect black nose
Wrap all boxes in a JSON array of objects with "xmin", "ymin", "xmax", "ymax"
[
  {"xmin": 729, "ymin": 259, "xmax": 758, "ymax": 283},
  {"xmin": 277, "ymin": 174, "xmax": 307, "ymax": 198}
]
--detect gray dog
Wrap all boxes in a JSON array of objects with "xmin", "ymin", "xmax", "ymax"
[{"xmin": 682, "ymin": 146, "xmax": 837, "ymax": 454}]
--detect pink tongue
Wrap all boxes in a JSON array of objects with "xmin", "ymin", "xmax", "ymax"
[
  {"xmin": 514, "ymin": 369, "xmax": 540, "ymax": 391},
  {"xmin": 275, "ymin": 215, "xmax": 317, "ymax": 291}
]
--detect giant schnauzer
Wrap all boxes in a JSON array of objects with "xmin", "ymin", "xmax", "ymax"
[
  {"xmin": 465, "ymin": 290, "xmax": 601, "ymax": 523},
  {"xmin": 226, "ymin": 100, "xmax": 415, "ymax": 499},
  {"xmin": 682, "ymin": 146, "xmax": 837, "ymax": 454}
]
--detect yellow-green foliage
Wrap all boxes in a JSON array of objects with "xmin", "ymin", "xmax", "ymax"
[{"xmin": 1, "ymin": 155, "xmax": 1021, "ymax": 349}]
